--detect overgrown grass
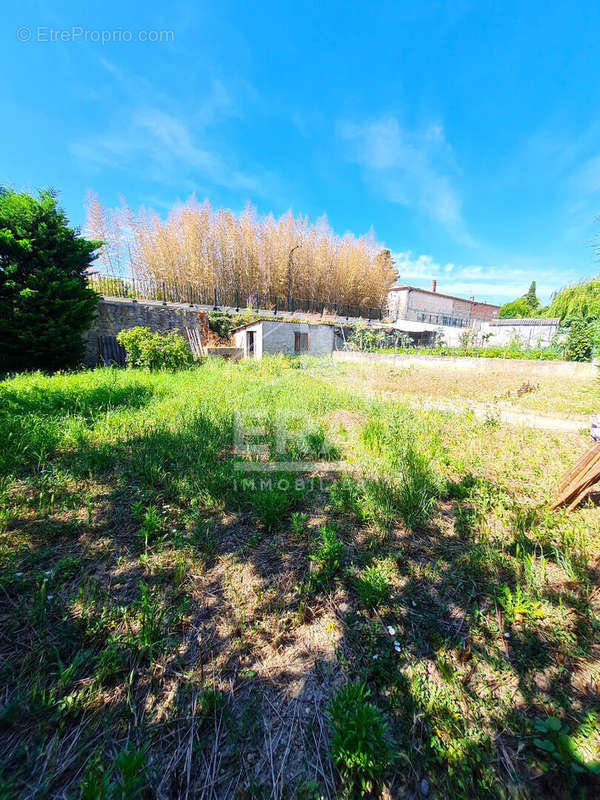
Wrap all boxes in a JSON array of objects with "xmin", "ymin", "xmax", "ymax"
[{"xmin": 0, "ymin": 357, "xmax": 598, "ymax": 798}]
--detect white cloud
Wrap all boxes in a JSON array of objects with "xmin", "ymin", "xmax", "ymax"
[
  {"xmin": 72, "ymin": 106, "xmax": 269, "ymax": 195},
  {"xmin": 340, "ymin": 116, "xmax": 475, "ymax": 245},
  {"xmin": 393, "ymin": 250, "xmax": 579, "ymax": 305},
  {"xmin": 72, "ymin": 64, "xmax": 276, "ymax": 198}
]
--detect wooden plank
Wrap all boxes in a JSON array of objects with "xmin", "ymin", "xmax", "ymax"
[
  {"xmin": 557, "ymin": 442, "xmax": 600, "ymax": 494},
  {"xmin": 183, "ymin": 327, "xmax": 206, "ymax": 359},
  {"xmin": 567, "ymin": 484, "xmax": 593, "ymax": 512},
  {"xmin": 551, "ymin": 446, "xmax": 600, "ymax": 510}
]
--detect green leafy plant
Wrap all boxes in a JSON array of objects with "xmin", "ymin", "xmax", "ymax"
[
  {"xmin": 358, "ymin": 425, "xmax": 441, "ymax": 529},
  {"xmin": 208, "ymin": 311, "xmax": 235, "ymax": 340},
  {"xmin": 329, "ymin": 682, "xmax": 391, "ymax": 795},
  {"xmin": 291, "ymin": 511, "xmax": 308, "ymax": 536},
  {"xmin": 546, "ymin": 276, "xmax": 600, "ymax": 320},
  {"xmin": 563, "ymin": 316, "xmax": 599, "ymax": 362},
  {"xmin": 531, "ymin": 716, "xmax": 600, "ymax": 774},
  {"xmin": 81, "ymin": 755, "xmax": 111, "ymax": 800},
  {"xmin": 112, "ymin": 744, "xmax": 150, "ymax": 799},
  {"xmin": 251, "ymin": 486, "xmax": 294, "ymax": 531},
  {"xmin": 309, "ymin": 524, "xmax": 344, "ymax": 590},
  {"xmin": 80, "ymin": 745, "xmax": 149, "ymax": 800},
  {"xmin": 190, "ymin": 516, "xmax": 217, "ymax": 560},
  {"xmin": 294, "ymin": 779, "xmax": 325, "ymax": 799},
  {"xmin": 496, "ymin": 582, "xmax": 542, "ymax": 623},
  {"xmin": 458, "ymin": 327, "xmax": 480, "ymax": 350},
  {"xmin": 329, "ymin": 477, "xmax": 362, "ymax": 518},
  {"xmin": 352, "ymin": 563, "xmax": 391, "ymax": 611},
  {"xmin": 498, "ymin": 288, "xmax": 539, "ymax": 319},
  {"xmin": 117, "ymin": 326, "xmax": 192, "ymax": 370},
  {"xmin": 286, "ymin": 424, "xmax": 341, "ymax": 462},
  {"xmin": 132, "ymin": 503, "xmax": 162, "ymax": 550},
  {"xmin": 123, "ymin": 581, "xmax": 167, "ymax": 664},
  {"xmin": 395, "ymin": 445, "xmax": 441, "ymax": 528}
]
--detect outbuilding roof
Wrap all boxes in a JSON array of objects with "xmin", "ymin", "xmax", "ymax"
[{"xmin": 231, "ymin": 318, "xmax": 339, "ymax": 333}]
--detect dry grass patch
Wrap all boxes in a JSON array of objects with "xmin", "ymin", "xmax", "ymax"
[{"xmin": 335, "ymin": 362, "xmax": 598, "ymax": 417}]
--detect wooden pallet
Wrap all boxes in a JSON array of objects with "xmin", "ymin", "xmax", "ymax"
[
  {"xmin": 551, "ymin": 441, "xmax": 600, "ymax": 511},
  {"xmin": 183, "ymin": 327, "xmax": 207, "ymax": 360}
]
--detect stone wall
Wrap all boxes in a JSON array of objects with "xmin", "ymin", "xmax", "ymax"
[{"xmin": 85, "ymin": 297, "xmax": 208, "ymax": 366}]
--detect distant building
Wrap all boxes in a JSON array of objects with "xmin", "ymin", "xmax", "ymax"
[
  {"xmin": 232, "ymin": 319, "xmax": 336, "ymax": 358},
  {"xmin": 485, "ymin": 317, "xmax": 560, "ymax": 348},
  {"xmin": 388, "ymin": 280, "xmax": 500, "ymax": 327}
]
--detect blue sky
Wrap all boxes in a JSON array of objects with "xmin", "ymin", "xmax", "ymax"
[{"xmin": 3, "ymin": 0, "xmax": 600, "ymax": 304}]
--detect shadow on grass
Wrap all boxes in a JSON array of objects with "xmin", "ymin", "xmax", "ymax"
[
  {"xmin": 1, "ymin": 394, "xmax": 599, "ymax": 798},
  {"xmin": 0, "ymin": 411, "xmax": 348, "ymax": 798},
  {"xmin": 0, "ymin": 379, "xmax": 156, "ymax": 420}
]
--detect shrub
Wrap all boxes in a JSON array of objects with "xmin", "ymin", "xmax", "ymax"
[
  {"xmin": 563, "ymin": 317, "xmax": 599, "ymax": 362},
  {"xmin": 116, "ymin": 326, "xmax": 192, "ymax": 370},
  {"xmin": 498, "ymin": 296, "xmax": 537, "ymax": 319},
  {"xmin": 208, "ymin": 311, "xmax": 235, "ymax": 341},
  {"xmin": 498, "ymin": 282, "xmax": 540, "ymax": 319},
  {"xmin": 0, "ymin": 188, "xmax": 99, "ymax": 371},
  {"xmin": 546, "ymin": 276, "xmax": 600, "ymax": 320},
  {"xmin": 329, "ymin": 682, "xmax": 391, "ymax": 795}
]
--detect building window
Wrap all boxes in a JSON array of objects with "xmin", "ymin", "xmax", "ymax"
[{"xmin": 294, "ymin": 332, "xmax": 308, "ymax": 352}]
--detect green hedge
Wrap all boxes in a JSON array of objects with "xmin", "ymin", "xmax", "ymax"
[{"xmin": 371, "ymin": 345, "xmax": 564, "ymax": 360}]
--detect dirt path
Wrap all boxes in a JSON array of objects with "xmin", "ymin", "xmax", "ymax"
[{"xmin": 398, "ymin": 395, "xmax": 587, "ymax": 433}]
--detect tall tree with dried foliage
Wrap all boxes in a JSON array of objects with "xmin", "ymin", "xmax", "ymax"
[{"xmin": 86, "ymin": 194, "xmax": 397, "ymax": 309}]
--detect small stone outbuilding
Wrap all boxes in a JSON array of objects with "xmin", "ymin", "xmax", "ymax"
[{"xmin": 232, "ymin": 319, "xmax": 336, "ymax": 359}]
